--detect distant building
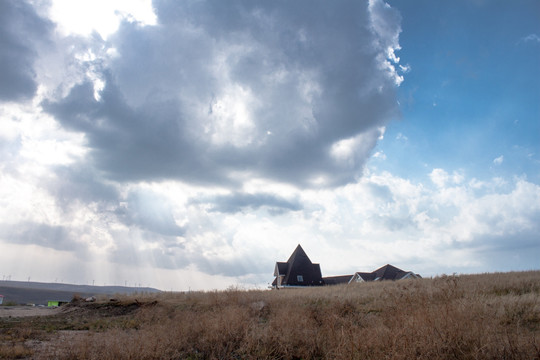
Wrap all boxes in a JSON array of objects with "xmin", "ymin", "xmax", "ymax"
[
  {"xmin": 350, "ymin": 264, "xmax": 421, "ymax": 283},
  {"xmin": 272, "ymin": 245, "xmax": 421, "ymax": 288},
  {"xmin": 323, "ymin": 264, "xmax": 422, "ymax": 285},
  {"xmin": 0, "ymin": 295, "xmax": 3, "ymax": 305}
]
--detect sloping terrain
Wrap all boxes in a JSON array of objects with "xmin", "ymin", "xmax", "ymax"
[
  {"xmin": 0, "ymin": 298, "xmax": 155, "ymax": 359},
  {"xmin": 0, "ymin": 281, "xmax": 160, "ymax": 305},
  {"xmin": 0, "ymin": 271, "xmax": 539, "ymax": 359}
]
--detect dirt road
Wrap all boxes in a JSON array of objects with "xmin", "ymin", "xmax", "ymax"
[{"xmin": 0, "ymin": 306, "xmax": 62, "ymax": 318}]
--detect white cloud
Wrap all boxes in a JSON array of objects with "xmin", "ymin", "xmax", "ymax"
[
  {"xmin": 429, "ymin": 168, "xmax": 463, "ymax": 188},
  {"xmin": 368, "ymin": 0, "xmax": 405, "ymax": 86},
  {"xmin": 493, "ymin": 155, "xmax": 504, "ymax": 165},
  {"xmin": 399, "ymin": 64, "xmax": 411, "ymax": 73},
  {"xmin": 330, "ymin": 127, "xmax": 384, "ymax": 170},
  {"xmin": 395, "ymin": 132, "xmax": 408, "ymax": 141},
  {"xmin": 1, "ymin": 140, "xmax": 539, "ymax": 288},
  {"xmin": 521, "ymin": 33, "xmax": 540, "ymax": 44},
  {"xmin": 298, "ymin": 170, "xmax": 540, "ymax": 276},
  {"xmin": 47, "ymin": 0, "xmax": 156, "ymax": 39},
  {"xmin": 372, "ymin": 151, "xmax": 387, "ymax": 160},
  {"xmin": 429, "ymin": 168, "xmax": 449, "ymax": 188},
  {"xmin": 206, "ymin": 84, "xmax": 259, "ymax": 147}
]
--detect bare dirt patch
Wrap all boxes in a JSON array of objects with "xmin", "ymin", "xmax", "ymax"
[
  {"xmin": 0, "ymin": 306, "xmax": 62, "ymax": 318},
  {"xmin": 0, "ymin": 300, "xmax": 154, "ymax": 359}
]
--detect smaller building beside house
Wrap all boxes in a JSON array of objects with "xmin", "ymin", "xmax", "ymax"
[
  {"xmin": 272, "ymin": 245, "xmax": 421, "ymax": 288},
  {"xmin": 324, "ymin": 264, "xmax": 421, "ymax": 286},
  {"xmin": 350, "ymin": 264, "xmax": 421, "ymax": 283}
]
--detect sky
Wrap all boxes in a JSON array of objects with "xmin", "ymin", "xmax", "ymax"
[{"xmin": 0, "ymin": 0, "xmax": 538, "ymax": 291}]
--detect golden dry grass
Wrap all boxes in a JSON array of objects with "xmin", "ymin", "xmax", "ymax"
[{"xmin": 2, "ymin": 271, "xmax": 540, "ymax": 359}]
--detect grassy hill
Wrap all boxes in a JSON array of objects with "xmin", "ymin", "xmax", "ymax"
[
  {"xmin": 0, "ymin": 280, "xmax": 160, "ymax": 305},
  {"xmin": 1, "ymin": 271, "xmax": 539, "ymax": 359}
]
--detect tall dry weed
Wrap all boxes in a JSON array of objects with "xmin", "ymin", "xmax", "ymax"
[{"xmin": 36, "ymin": 271, "xmax": 540, "ymax": 359}]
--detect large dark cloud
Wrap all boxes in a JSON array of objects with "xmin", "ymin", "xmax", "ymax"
[
  {"xmin": 0, "ymin": 0, "xmax": 52, "ymax": 101},
  {"xmin": 43, "ymin": 78, "xmax": 219, "ymax": 184},
  {"xmin": 43, "ymin": 0, "xmax": 402, "ymax": 188}
]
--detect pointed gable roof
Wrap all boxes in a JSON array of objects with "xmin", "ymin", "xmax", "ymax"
[
  {"xmin": 350, "ymin": 265, "xmax": 418, "ymax": 283},
  {"xmin": 371, "ymin": 264, "xmax": 408, "ymax": 281},
  {"xmin": 276, "ymin": 244, "xmax": 323, "ymax": 286},
  {"xmin": 352, "ymin": 272, "xmax": 376, "ymax": 282},
  {"xmin": 286, "ymin": 244, "xmax": 310, "ymax": 264}
]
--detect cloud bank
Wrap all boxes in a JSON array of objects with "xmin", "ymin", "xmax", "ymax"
[
  {"xmin": 0, "ymin": 0, "xmax": 537, "ymax": 290},
  {"xmin": 42, "ymin": 0, "xmax": 404, "ymax": 187}
]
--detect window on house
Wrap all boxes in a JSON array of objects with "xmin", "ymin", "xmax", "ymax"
[{"xmin": 297, "ymin": 275, "xmax": 303, "ymax": 282}]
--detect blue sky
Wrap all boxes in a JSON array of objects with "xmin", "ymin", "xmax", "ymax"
[
  {"xmin": 0, "ymin": 0, "xmax": 538, "ymax": 290},
  {"xmin": 378, "ymin": 0, "xmax": 540, "ymax": 184}
]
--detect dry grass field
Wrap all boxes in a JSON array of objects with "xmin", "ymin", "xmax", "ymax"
[{"xmin": 1, "ymin": 271, "xmax": 539, "ymax": 359}]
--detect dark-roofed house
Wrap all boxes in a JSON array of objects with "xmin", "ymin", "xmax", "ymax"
[
  {"xmin": 351, "ymin": 264, "xmax": 421, "ymax": 283},
  {"xmin": 272, "ymin": 244, "xmax": 324, "ymax": 287},
  {"xmin": 272, "ymin": 245, "xmax": 421, "ymax": 287}
]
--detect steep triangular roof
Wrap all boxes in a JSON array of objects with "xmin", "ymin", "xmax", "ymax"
[
  {"xmin": 280, "ymin": 244, "xmax": 323, "ymax": 286},
  {"xmin": 286, "ymin": 244, "xmax": 310, "ymax": 263}
]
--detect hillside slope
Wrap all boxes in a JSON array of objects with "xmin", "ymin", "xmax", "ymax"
[
  {"xmin": 1, "ymin": 271, "xmax": 539, "ymax": 359},
  {"xmin": 0, "ymin": 281, "xmax": 160, "ymax": 305}
]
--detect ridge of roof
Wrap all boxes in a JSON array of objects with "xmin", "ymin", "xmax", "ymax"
[
  {"xmin": 323, "ymin": 275, "xmax": 353, "ymax": 285},
  {"xmin": 373, "ymin": 264, "xmax": 400, "ymax": 278},
  {"xmin": 323, "ymin": 275, "xmax": 354, "ymax": 280},
  {"xmin": 286, "ymin": 244, "xmax": 310, "ymax": 264},
  {"xmin": 285, "ymin": 245, "xmax": 305, "ymax": 282},
  {"xmin": 282, "ymin": 244, "xmax": 323, "ymax": 285}
]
